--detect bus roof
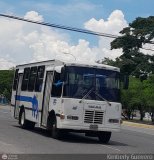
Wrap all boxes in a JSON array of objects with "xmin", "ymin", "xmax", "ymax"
[{"xmin": 16, "ymin": 59, "xmax": 120, "ymax": 72}]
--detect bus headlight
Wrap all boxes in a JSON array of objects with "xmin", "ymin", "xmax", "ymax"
[{"xmin": 60, "ymin": 113, "xmax": 65, "ymax": 120}]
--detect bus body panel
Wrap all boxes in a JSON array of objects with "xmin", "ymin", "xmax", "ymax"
[{"xmin": 48, "ymin": 98, "xmax": 121, "ymax": 132}]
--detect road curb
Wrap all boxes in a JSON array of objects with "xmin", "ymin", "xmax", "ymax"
[{"xmin": 122, "ymin": 121, "xmax": 154, "ymax": 129}]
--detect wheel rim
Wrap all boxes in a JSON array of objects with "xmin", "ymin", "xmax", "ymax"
[
  {"xmin": 52, "ymin": 123, "xmax": 56, "ymax": 133},
  {"xmin": 52, "ymin": 120, "xmax": 58, "ymax": 137},
  {"xmin": 21, "ymin": 112, "xmax": 25, "ymax": 125}
]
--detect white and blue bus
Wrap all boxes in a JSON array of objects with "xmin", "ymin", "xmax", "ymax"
[{"xmin": 11, "ymin": 59, "xmax": 122, "ymax": 143}]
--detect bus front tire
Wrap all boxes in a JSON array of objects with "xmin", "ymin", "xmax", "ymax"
[
  {"xmin": 98, "ymin": 131, "xmax": 111, "ymax": 144},
  {"xmin": 51, "ymin": 120, "xmax": 60, "ymax": 139},
  {"xmin": 19, "ymin": 110, "xmax": 35, "ymax": 130},
  {"xmin": 50, "ymin": 118, "xmax": 63, "ymax": 139}
]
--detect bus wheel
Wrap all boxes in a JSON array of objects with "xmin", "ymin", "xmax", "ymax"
[
  {"xmin": 20, "ymin": 110, "xmax": 35, "ymax": 130},
  {"xmin": 20, "ymin": 109, "xmax": 27, "ymax": 128},
  {"xmin": 98, "ymin": 131, "xmax": 111, "ymax": 144},
  {"xmin": 51, "ymin": 118, "xmax": 62, "ymax": 139}
]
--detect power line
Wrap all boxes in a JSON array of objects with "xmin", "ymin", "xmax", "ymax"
[
  {"xmin": 0, "ymin": 14, "xmax": 117, "ymax": 38},
  {"xmin": 0, "ymin": 13, "xmax": 154, "ymax": 51}
]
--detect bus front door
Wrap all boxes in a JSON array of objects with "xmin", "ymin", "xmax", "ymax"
[
  {"xmin": 14, "ymin": 73, "xmax": 23, "ymax": 119},
  {"xmin": 41, "ymin": 71, "xmax": 53, "ymax": 127}
]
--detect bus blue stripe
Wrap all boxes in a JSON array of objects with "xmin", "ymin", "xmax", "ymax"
[
  {"xmin": 15, "ymin": 95, "xmax": 39, "ymax": 119},
  {"xmin": 15, "ymin": 95, "xmax": 33, "ymax": 103}
]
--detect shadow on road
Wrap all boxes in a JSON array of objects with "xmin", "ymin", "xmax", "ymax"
[
  {"xmin": 13, "ymin": 125, "xmax": 51, "ymax": 137},
  {"xmin": 59, "ymin": 132, "xmax": 99, "ymax": 144},
  {"xmin": 13, "ymin": 125, "xmax": 129, "ymax": 146},
  {"xmin": 109, "ymin": 141, "xmax": 128, "ymax": 146},
  {"xmin": 60, "ymin": 133, "xmax": 129, "ymax": 147}
]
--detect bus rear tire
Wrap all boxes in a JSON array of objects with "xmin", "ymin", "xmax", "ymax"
[
  {"xmin": 98, "ymin": 131, "xmax": 111, "ymax": 144},
  {"xmin": 19, "ymin": 109, "xmax": 35, "ymax": 130}
]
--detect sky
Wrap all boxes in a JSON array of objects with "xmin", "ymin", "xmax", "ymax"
[{"xmin": 0, "ymin": 0, "xmax": 154, "ymax": 69}]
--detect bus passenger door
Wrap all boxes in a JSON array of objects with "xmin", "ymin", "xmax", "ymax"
[
  {"xmin": 41, "ymin": 71, "xmax": 53, "ymax": 127},
  {"xmin": 14, "ymin": 73, "xmax": 23, "ymax": 119}
]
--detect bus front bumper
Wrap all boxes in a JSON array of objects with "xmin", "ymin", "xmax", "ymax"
[{"xmin": 58, "ymin": 123, "xmax": 121, "ymax": 132}]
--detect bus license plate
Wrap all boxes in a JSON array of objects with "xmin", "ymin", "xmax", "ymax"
[{"xmin": 89, "ymin": 124, "xmax": 98, "ymax": 130}]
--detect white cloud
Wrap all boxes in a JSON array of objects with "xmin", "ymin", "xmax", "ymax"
[
  {"xmin": 0, "ymin": 58, "xmax": 15, "ymax": 69},
  {"xmin": 84, "ymin": 10, "xmax": 128, "ymax": 59},
  {"xmin": 85, "ymin": 10, "xmax": 127, "ymax": 35},
  {"xmin": 0, "ymin": 10, "xmax": 129, "ymax": 69},
  {"xmin": 24, "ymin": 11, "xmax": 44, "ymax": 22},
  {"xmin": 140, "ymin": 43, "xmax": 154, "ymax": 56}
]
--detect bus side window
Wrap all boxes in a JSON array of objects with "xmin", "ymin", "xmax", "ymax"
[
  {"xmin": 21, "ymin": 68, "xmax": 30, "ymax": 91},
  {"xmin": 13, "ymin": 69, "xmax": 19, "ymax": 90},
  {"xmin": 35, "ymin": 66, "xmax": 45, "ymax": 92},
  {"xmin": 28, "ymin": 67, "xmax": 38, "ymax": 91}
]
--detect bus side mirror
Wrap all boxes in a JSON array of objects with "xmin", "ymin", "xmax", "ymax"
[{"xmin": 123, "ymin": 75, "xmax": 129, "ymax": 89}]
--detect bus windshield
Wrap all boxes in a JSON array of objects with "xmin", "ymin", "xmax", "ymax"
[{"xmin": 63, "ymin": 66, "xmax": 120, "ymax": 102}]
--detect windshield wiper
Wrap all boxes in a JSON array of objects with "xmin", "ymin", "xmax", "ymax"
[
  {"xmin": 79, "ymin": 88, "xmax": 111, "ymax": 106},
  {"xmin": 79, "ymin": 87, "xmax": 94, "ymax": 103},
  {"xmin": 93, "ymin": 91, "xmax": 111, "ymax": 106}
]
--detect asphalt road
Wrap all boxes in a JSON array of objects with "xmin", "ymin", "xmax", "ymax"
[{"xmin": 0, "ymin": 105, "xmax": 154, "ymax": 154}]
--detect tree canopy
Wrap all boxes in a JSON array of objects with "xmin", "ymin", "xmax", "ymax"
[
  {"xmin": 0, "ymin": 70, "xmax": 14, "ymax": 101},
  {"xmin": 111, "ymin": 16, "xmax": 154, "ymax": 52},
  {"xmin": 110, "ymin": 16, "xmax": 154, "ymax": 77}
]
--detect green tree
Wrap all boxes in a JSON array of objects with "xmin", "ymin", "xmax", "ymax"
[
  {"xmin": 111, "ymin": 16, "xmax": 154, "ymax": 52},
  {"xmin": 110, "ymin": 16, "xmax": 154, "ymax": 76},
  {"xmin": 121, "ymin": 76, "xmax": 147, "ymax": 120},
  {"xmin": 143, "ymin": 75, "xmax": 154, "ymax": 123},
  {"xmin": 0, "ymin": 69, "xmax": 14, "ymax": 101}
]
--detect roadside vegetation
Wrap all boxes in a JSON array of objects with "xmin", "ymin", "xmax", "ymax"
[
  {"xmin": 0, "ymin": 69, "xmax": 14, "ymax": 102},
  {"xmin": 121, "ymin": 76, "xmax": 154, "ymax": 123}
]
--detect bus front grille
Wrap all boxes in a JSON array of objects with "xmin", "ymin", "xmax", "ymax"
[{"xmin": 84, "ymin": 110, "xmax": 104, "ymax": 124}]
